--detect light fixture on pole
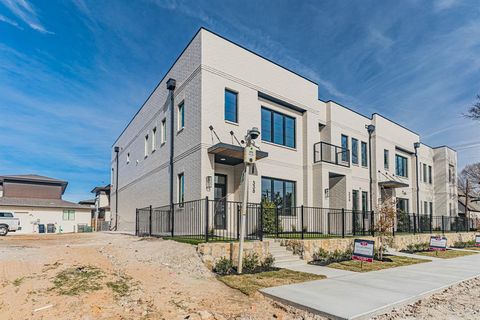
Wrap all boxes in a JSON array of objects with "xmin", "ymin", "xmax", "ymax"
[
  {"xmin": 366, "ymin": 124, "xmax": 375, "ymax": 217},
  {"xmin": 237, "ymin": 127, "xmax": 260, "ymax": 274}
]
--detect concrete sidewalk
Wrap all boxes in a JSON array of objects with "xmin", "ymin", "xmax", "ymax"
[{"xmin": 262, "ymin": 253, "xmax": 480, "ymax": 320}]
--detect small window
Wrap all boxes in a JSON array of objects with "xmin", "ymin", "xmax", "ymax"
[
  {"xmin": 63, "ymin": 210, "xmax": 75, "ymax": 221},
  {"xmin": 152, "ymin": 127, "xmax": 157, "ymax": 151},
  {"xmin": 127, "ymin": 153, "xmax": 130, "ymax": 164},
  {"xmin": 161, "ymin": 119, "xmax": 167, "ymax": 144},
  {"xmin": 341, "ymin": 135, "xmax": 349, "ymax": 162},
  {"xmin": 178, "ymin": 173, "xmax": 185, "ymax": 204},
  {"xmin": 225, "ymin": 89, "xmax": 238, "ymax": 123},
  {"xmin": 384, "ymin": 149, "xmax": 389, "ymax": 169},
  {"xmin": 178, "ymin": 101, "xmax": 184, "ymax": 130},
  {"xmin": 352, "ymin": 138, "xmax": 358, "ymax": 164},
  {"xmin": 423, "ymin": 163, "xmax": 427, "ymax": 182},
  {"xmin": 428, "ymin": 165, "xmax": 432, "ymax": 184},
  {"xmin": 361, "ymin": 142, "xmax": 368, "ymax": 167},
  {"xmin": 395, "ymin": 154, "xmax": 408, "ymax": 177},
  {"xmin": 144, "ymin": 134, "xmax": 149, "ymax": 157},
  {"xmin": 424, "ymin": 201, "xmax": 428, "ymax": 214},
  {"xmin": 361, "ymin": 191, "xmax": 368, "ymax": 212}
]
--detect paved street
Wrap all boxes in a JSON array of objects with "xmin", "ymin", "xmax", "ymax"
[{"xmin": 262, "ymin": 252, "xmax": 480, "ymax": 319}]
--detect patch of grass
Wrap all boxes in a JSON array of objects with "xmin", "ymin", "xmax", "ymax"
[
  {"xmin": 43, "ymin": 261, "xmax": 62, "ymax": 272},
  {"xmin": 416, "ymin": 249, "xmax": 478, "ymax": 259},
  {"xmin": 218, "ymin": 269, "xmax": 325, "ymax": 295},
  {"xmin": 51, "ymin": 266, "xmax": 104, "ymax": 296},
  {"xmin": 106, "ymin": 275, "xmax": 132, "ymax": 297},
  {"xmin": 327, "ymin": 255, "xmax": 429, "ymax": 273},
  {"xmin": 13, "ymin": 277, "xmax": 25, "ymax": 287}
]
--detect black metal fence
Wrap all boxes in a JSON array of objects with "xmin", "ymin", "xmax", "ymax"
[{"xmin": 136, "ymin": 198, "xmax": 479, "ymax": 242}]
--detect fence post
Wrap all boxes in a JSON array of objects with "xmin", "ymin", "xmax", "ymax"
[
  {"xmin": 352, "ymin": 210, "xmax": 356, "ymax": 236},
  {"xmin": 413, "ymin": 213, "xmax": 416, "ymax": 235},
  {"xmin": 430, "ymin": 214, "xmax": 433, "ymax": 234},
  {"xmin": 149, "ymin": 205, "xmax": 152, "ymax": 237},
  {"xmin": 205, "ymin": 197, "xmax": 209, "ymax": 242},
  {"xmin": 392, "ymin": 213, "xmax": 395, "ymax": 237},
  {"xmin": 301, "ymin": 205, "xmax": 305, "ymax": 240},
  {"xmin": 371, "ymin": 211, "xmax": 375, "ymax": 237},
  {"xmin": 171, "ymin": 204, "xmax": 175, "ymax": 238},
  {"xmin": 135, "ymin": 209, "xmax": 139, "ymax": 236},
  {"xmin": 276, "ymin": 207, "xmax": 279, "ymax": 238},
  {"xmin": 441, "ymin": 216, "xmax": 445, "ymax": 234},
  {"xmin": 259, "ymin": 203, "xmax": 264, "ymax": 241},
  {"xmin": 237, "ymin": 204, "xmax": 240, "ymax": 240},
  {"xmin": 341, "ymin": 208, "xmax": 345, "ymax": 238}
]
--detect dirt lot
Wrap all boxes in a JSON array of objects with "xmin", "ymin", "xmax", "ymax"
[{"xmin": 0, "ymin": 233, "xmax": 325, "ymax": 320}]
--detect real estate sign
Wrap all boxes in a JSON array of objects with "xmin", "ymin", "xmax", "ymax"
[
  {"xmin": 352, "ymin": 239, "xmax": 374, "ymax": 262},
  {"xmin": 475, "ymin": 235, "xmax": 480, "ymax": 247},
  {"xmin": 430, "ymin": 236, "xmax": 447, "ymax": 251}
]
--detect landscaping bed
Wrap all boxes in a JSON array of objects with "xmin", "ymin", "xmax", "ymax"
[
  {"xmin": 402, "ymin": 241, "xmax": 479, "ymax": 258},
  {"xmin": 326, "ymin": 255, "xmax": 429, "ymax": 272}
]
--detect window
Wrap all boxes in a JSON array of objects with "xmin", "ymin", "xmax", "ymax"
[
  {"xmin": 397, "ymin": 198, "xmax": 409, "ymax": 213},
  {"xmin": 178, "ymin": 173, "xmax": 184, "ymax": 204},
  {"xmin": 352, "ymin": 190, "xmax": 359, "ymax": 212},
  {"xmin": 449, "ymin": 165, "xmax": 454, "ymax": 183},
  {"xmin": 63, "ymin": 210, "xmax": 75, "ymax": 221},
  {"xmin": 152, "ymin": 127, "xmax": 157, "ymax": 151},
  {"xmin": 340, "ymin": 134, "xmax": 349, "ymax": 162},
  {"xmin": 111, "ymin": 168, "xmax": 114, "ymax": 186},
  {"xmin": 0, "ymin": 212, "xmax": 13, "ymax": 218},
  {"xmin": 261, "ymin": 177, "xmax": 296, "ymax": 215},
  {"xmin": 384, "ymin": 149, "xmax": 389, "ymax": 169},
  {"xmin": 428, "ymin": 166, "xmax": 432, "ymax": 184},
  {"xmin": 449, "ymin": 203, "xmax": 452, "ymax": 216},
  {"xmin": 361, "ymin": 191, "xmax": 368, "ymax": 212},
  {"xmin": 361, "ymin": 142, "xmax": 368, "ymax": 167},
  {"xmin": 161, "ymin": 118, "xmax": 166, "ymax": 144},
  {"xmin": 395, "ymin": 154, "xmax": 408, "ymax": 177},
  {"xmin": 351, "ymin": 138, "xmax": 358, "ymax": 164},
  {"xmin": 423, "ymin": 163, "xmax": 427, "ymax": 182},
  {"xmin": 224, "ymin": 89, "xmax": 238, "ymax": 123},
  {"xmin": 178, "ymin": 101, "xmax": 184, "ymax": 130},
  {"xmin": 424, "ymin": 201, "xmax": 428, "ymax": 214},
  {"xmin": 144, "ymin": 134, "xmax": 149, "ymax": 157},
  {"xmin": 261, "ymin": 107, "xmax": 295, "ymax": 148},
  {"xmin": 127, "ymin": 153, "xmax": 130, "ymax": 164}
]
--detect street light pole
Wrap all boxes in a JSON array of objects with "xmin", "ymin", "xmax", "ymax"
[
  {"xmin": 237, "ymin": 127, "xmax": 260, "ymax": 274},
  {"xmin": 366, "ymin": 125, "xmax": 375, "ymax": 213}
]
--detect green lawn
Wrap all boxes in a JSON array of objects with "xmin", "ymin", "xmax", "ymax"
[
  {"xmin": 218, "ymin": 269, "xmax": 325, "ymax": 295},
  {"xmin": 327, "ymin": 255, "xmax": 429, "ymax": 273},
  {"xmin": 415, "ymin": 249, "xmax": 478, "ymax": 259}
]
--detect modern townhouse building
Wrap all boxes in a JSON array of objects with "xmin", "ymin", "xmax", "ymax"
[{"xmin": 111, "ymin": 28, "xmax": 458, "ymax": 232}]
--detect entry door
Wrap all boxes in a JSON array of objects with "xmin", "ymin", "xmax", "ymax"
[{"xmin": 214, "ymin": 174, "xmax": 227, "ymax": 229}]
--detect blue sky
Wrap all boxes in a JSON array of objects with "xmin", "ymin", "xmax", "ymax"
[{"xmin": 0, "ymin": 0, "xmax": 479, "ymax": 202}]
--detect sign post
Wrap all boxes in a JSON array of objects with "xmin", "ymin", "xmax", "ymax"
[
  {"xmin": 429, "ymin": 236, "xmax": 447, "ymax": 256},
  {"xmin": 352, "ymin": 239, "xmax": 375, "ymax": 269}
]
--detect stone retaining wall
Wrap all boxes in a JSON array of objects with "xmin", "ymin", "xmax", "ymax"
[
  {"xmin": 280, "ymin": 233, "xmax": 476, "ymax": 262},
  {"xmin": 197, "ymin": 241, "xmax": 270, "ymax": 270}
]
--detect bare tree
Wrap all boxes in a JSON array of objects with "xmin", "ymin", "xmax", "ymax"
[
  {"xmin": 464, "ymin": 95, "xmax": 480, "ymax": 120},
  {"xmin": 458, "ymin": 163, "xmax": 480, "ymax": 219},
  {"xmin": 375, "ymin": 197, "xmax": 396, "ymax": 261}
]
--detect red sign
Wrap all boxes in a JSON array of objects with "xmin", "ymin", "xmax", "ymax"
[{"xmin": 352, "ymin": 239, "xmax": 375, "ymax": 263}]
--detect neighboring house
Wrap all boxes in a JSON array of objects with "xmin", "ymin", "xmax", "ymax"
[
  {"xmin": 458, "ymin": 191, "xmax": 480, "ymax": 219},
  {"xmin": 91, "ymin": 185, "xmax": 111, "ymax": 230},
  {"xmin": 0, "ymin": 174, "xmax": 91, "ymax": 233},
  {"xmin": 110, "ymin": 28, "xmax": 458, "ymax": 232}
]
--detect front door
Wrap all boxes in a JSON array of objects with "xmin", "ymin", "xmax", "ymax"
[{"xmin": 214, "ymin": 174, "xmax": 227, "ymax": 229}]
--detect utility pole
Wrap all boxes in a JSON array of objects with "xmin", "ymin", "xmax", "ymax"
[{"xmin": 237, "ymin": 127, "xmax": 260, "ymax": 274}]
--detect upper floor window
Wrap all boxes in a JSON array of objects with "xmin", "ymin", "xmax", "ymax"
[
  {"xmin": 63, "ymin": 210, "xmax": 75, "ymax": 221},
  {"xmin": 396, "ymin": 154, "xmax": 408, "ymax": 177},
  {"xmin": 152, "ymin": 127, "xmax": 157, "ymax": 151},
  {"xmin": 144, "ymin": 134, "xmax": 149, "ymax": 157},
  {"xmin": 341, "ymin": 135, "xmax": 349, "ymax": 162},
  {"xmin": 448, "ymin": 165, "xmax": 455, "ymax": 183},
  {"xmin": 384, "ymin": 149, "xmax": 389, "ymax": 169},
  {"xmin": 178, "ymin": 101, "xmax": 184, "ymax": 131},
  {"xmin": 224, "ymin": 89, "xmax": 238, "ymax": 123},
  {"xmin": 361, "ymin": 142, "xmax": 368, "ymax": 167},
  {"xmin": 428, "ymin": 165, "xmax": 432, "ymax": 184},
  {"xmin": 261, "ymin": 176, "xmax": 296, "ymax": 215},
  {"xmin": 423, "ymin": 163, "xmax": 427, "ymax": 182},
  {"xmin": 126, "ymin": 152, "xmax": 130, "ymax": 164},
  {"xmin": 351, "ymin": 138, "xmax": 358, "ymax": 164},
  {"xmin": 261, "ymin": 107, "xmax": 295, "ymax": 148},
  {"xmin": 161, "ymin": 118, "xmax": 167, "ymax": 144}
]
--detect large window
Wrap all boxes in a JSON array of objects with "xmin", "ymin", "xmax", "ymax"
[
  {"xmin": 261, "ymin": 107, "xmax": 296, "ymax": 148},
  {"xmin": 361, "ymin": 142, "xmax": 368, "ymax": 167},
  {"xmin": 261, "ymin": 177, "xmax": 296, "ymax": 215},
  {"xmin": 423, "ymin": 163, "xmax": 427, "ymax": 182},
  {"xmin": 224, "ymin": 89, "xmax": 238, "ymax": 123},
  {"xmin": 395, "ymin": 154, "xmax": 408, "ymax": 177},
  {"xmin": 352, "ymin": 190, "xmax": 359, "ymax": 211},
  {"xmin": 178, "ymin": 173, "xmax": 185, "ymax": 204},
  {"xmin": 384, "ymin": 149, "xmax": 389, "ymax": 169},
  {"xmin": 397, "ymin": 198, "xmax": 409, "ymax": 213},
  {"xmin": 63, "ymin": 210, "xmax": 75, "ymax": 221},
  {"xmin": 351, "ymin": 138, "xmax": 358, "ymax": 164},
  {"xmin": 341, "ymin": 135, "xmax": 349, "ymax": 162},
  {"xmin": 178, "ymin": 101, "xmax": 185, "ymax": 130},
  {"xmin": 361, "ymin": 191, "xmax": 368, "ymax": 212}
]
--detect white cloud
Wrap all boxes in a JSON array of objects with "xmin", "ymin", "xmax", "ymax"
[
  {"xmin": 0, "ymin": 0, "xmax": 53, "ymax": 34},
  {"xmin": 0, "ymin": 13, "xmax": 21, "ymax": 29},
  {"xmin": 434, "ymin": 0, "xmax": 458, "ymax": 11}
]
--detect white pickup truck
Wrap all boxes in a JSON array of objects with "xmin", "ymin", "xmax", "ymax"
[{"xmin": 0, "ymin": 212, "xmax": 21, "ymax": 236}]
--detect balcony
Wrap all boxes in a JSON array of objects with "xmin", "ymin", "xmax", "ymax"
[{"xmin": 314, "ymin": 142, "xmax": 350, "ymax": 167}]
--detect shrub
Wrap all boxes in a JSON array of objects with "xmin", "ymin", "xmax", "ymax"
[
  {"xmin": 452, "ymin": 240, "xmax": 475, "ymax": 248},
  {"xmin": 242, "ymin": 252, "xmax": 260, "ymax": 274},
  {"xmin": 262, "ymin": 199, "xmax": 282, "ymax": 234},
  {"xmin": 311, "ymin": 247, "xmax": 352, "ymax": 265},
  {"xmin": 214, "ymin": 257, "xmax": 234, "ymax": 275},
  {"xmin": 261, "ymin": 254, "xmax": 275, "ymax": 270}
]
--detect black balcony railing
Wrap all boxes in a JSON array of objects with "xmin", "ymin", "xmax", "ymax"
[{"xmin": 314, "ymin": 141, "xmax": 350, "ymax": 167}]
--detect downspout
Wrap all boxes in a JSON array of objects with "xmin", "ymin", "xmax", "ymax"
[
  {"xmin": 114, "ymin": 146, "xmax": 119, "ymax": 230},
  {"xmin": 167, "ymin": 78, "xmax": 177, "ymax": 210},
  {"xmin": 367, "ymin": 125, "xmax": 375, "ymax": 213},
  {"xmin": 414, "ymin": 142, "xmax": 420, "ymax": 214}
]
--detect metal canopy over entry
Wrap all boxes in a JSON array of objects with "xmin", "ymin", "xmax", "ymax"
[
  {"xmin": 208, "ymin": 142, "xmax": 268, "ymax": 165},
  {"xmin": 378, "ymin": 180, "xmax": 409, "ymax": 188}
]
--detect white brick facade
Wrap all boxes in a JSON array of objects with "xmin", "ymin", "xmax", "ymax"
[{"xmin": 111, "ymin": 28, "xmax": 458, "ymax": 232}]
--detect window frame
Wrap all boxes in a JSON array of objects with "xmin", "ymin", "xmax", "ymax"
[
  {"xmin": 428, "ymin": 165, "xmax": 432, "ymax": 184},
  {"xmin": 144, "ymin": 133, "xmax": 149, "ymax": 158},
  {"xmin": 178, "ymin": 101, "xmax": 185, "ymax": 131},
  {"xmin": 152, "ymin": 127, "xmax": 157, "ymax": 152},
  {"xmin": 261, "ymin": 107, "xmax": 296, "ymax": 148},
  {"xmin": 384, "ymin": 149, "xmax": 389, "ymax": 170},
  {"xmin": 161, "ymin": 118, "xmax": 167, "ymax": 144},
  {"xmin": 224, "ymin": 89, "xmax": 238, "ymax": 123},
  {"xmin": 341, "ymin": 134, "xmax": 349, "ymax": 162},
  {"xmin": 361, "ymin": 141, "xmax": 368, "ymax": 167},
  {"xmin": 395, "ymin": 154, "xmax": 408, "ymax": 178},
  {"xmin": 423, "ymin": 163, "xmax": 427, "ymax": 183},
  {"xmin": 63, "ymin": 210, "xmax": 75, "ymax": 221},
  {"xmin": 178, "ymin": 173, "xmax": 185, "ymax": 204},
  {"xmin": 351, "ymin": 138, "xmax": 359, "ymax": 164},
  {"xmin": 261, "ymin": 176, "xmax": 296, "ymax": 216}
]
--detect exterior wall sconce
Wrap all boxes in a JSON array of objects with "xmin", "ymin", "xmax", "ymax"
[
  {"xmin": 324, "ymin": 188, "xmax": 329, "ymax": 198},
  {"xmin": 206, "ymin": 176, "xmax": 212, "ymax": 191}
]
